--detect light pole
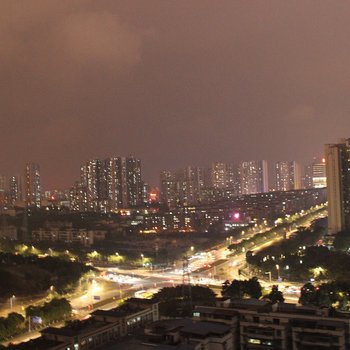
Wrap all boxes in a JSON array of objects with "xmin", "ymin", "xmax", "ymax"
[
  {"xmin": 9, "ymin": 295, "xmax": 15, "ymax": 310},
  {"xmin": 276, "ymin": 264, "xmax": 280, "ymax": 280},
  {"xmin": 141, "ymin": 253, "xmax": 144, "ymax": 266},
  {"xmin": 265, "ymin": 271, "xmax": 272, "ymax": 283}
]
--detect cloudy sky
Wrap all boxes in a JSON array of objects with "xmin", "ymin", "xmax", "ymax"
[{"xmin": 1, "ymin": 1, "xmax": 350, "ymax": 189}]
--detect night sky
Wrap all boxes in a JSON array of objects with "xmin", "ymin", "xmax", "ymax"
[{"xmin": 1, "ymin": 1, "xmax": 350, "ymax": 189}]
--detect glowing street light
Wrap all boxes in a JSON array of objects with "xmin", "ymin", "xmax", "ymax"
[
  {"xmin": 276, "ymin": 264, "xmax": 280, "ymax": 279},
  {"xmin": 265, "ymin": 271, "xmax": 272, "ymax": 283},
  {"xmin": 9, "ymin": 295, "xmax": 15, "ymax": 310}
]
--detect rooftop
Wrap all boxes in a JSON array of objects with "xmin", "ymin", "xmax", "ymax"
[
  {"xmin": 194, "ymin": 305, "xmax": 239, "ymax": 317},
  {"xmin": 180, "ymin": 321, "xmax": 230, "ymax": 337},
  {"xmin": 7, "ymin": 337, "xmax": 68, "ymax": 350},
  {"xmin": 42, "ymin": 318, "xmax": 110, "ymax": 337}
]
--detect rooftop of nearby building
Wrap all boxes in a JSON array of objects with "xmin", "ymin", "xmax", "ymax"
[
  {"xmin": 146, "ymin": 318, "xmax": 194, "ymax": 334},
  {"xmin": 92, "ymin": 297, "xmax": 157, "ymax": 319},
  {"xmin": 194, "ymin": 305, "xmax": 239, "ymax": 317},
  {"xmin": 102, "ymin": 337, "xmax": 197, "ymax": 350},
  {"xmin": 42, "ymin": 317, "xmax": 110, "ymax": 337},
  {"xmin": 230, "ymin": 298, "xmax": 271, "ymax": 311},
  {"xmin": 7, "ymin": 336, "xmax": 68, "ymax": 350},
  {"xmin": 180, "ymin": 321, "xmax": 231, "ymax": 337},
  {"xmin": 291, "ymin": 318, "xmax": 346, "ymax": 330},
  {"xmin": 146, "ymin": 318, "xmax": 230, "ymax": 338}
]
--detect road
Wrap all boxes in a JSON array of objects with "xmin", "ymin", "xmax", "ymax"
[{"xmin": 1, "ymin": 206, "xmax": 326, "ymax": 345}]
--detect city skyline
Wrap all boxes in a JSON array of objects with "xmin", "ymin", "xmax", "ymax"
[
  {"xmin": 1, "ymin": 1, "xmax": 350, "ymax": 188},
  {"xmin": 0, "ymin": 156, "xmax": 324, "ymax": 192}
]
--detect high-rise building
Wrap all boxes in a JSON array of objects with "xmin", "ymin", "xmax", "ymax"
[
  {"xmin": 303, "ymin": 164, "xmax": 313, "ymax": 189},
  {"xmin": 25, "ymin": 163, "xmax": 41, "ymax": 208},
  {"xmin": 210, "ymin": 162, "xmax": 240, "ymax": 194},
  {"xmin": 312, "ymin": 158, "xmax": 327, "ymax": 188},
  {"xmin": 122, "ymin": 156, "xmax": 143, "ymax": 207},
  {"xmin": 240, "ymin": 160, "xmax": 268, "ymax": 195},
  {"xmin": 275, "ymin": 161, "xmax": 302, "ymax": 191},
  {"xmin": 211, "ymin": 162, "xmax": 227, "ymax": 189},
  {"xmin": 0, "ymin": 175, "xmax": 6, "ymax": 209},
  {"xmin": 160, "ymin": 166, "xmax": 204, "ymax": 208},
  {"xmin": 69, "ymin": 181, "xmax": 88, "ymax": 212},
  {"xmin": 82, "ymin": 159, "xmax": 108, "ymax": 212},
  {"xmin": 8, "ymin": 176, "xmax": 20, "ymax": 206},
  {"xmin": 80, "ymin": 156, "xmax": 142, "ymax": 212},
  {"xmin": 180, "ymin": 166, "xmax": 204, "ymax": 205},
  {"xmin": 160, "ymin": 170, "xmax": 178, "ymax": 209},
  {"xmin": 325, "ymin": 139, "xmax": 350, "ymax": 234}
]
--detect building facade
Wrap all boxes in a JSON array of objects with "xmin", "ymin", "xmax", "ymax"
[
  {"xmin": 325, "ymin": 139, "xmax": 350, "ymax": 234},
  {"xmin": 240, "ymin": 160, "xmax": 268, "ymax": 195},
  {"xmin": 25, "ymin": 163, "xmax": 41, "ymax": 208},
  {"xmin": 75, "ymin": 156, "xmax": 143, "ymax": 212},
  {"xmin": 275, "ymin": 161, "xmax": 302, "ymax": 191}
]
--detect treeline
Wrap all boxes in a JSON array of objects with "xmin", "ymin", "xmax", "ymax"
[
  {"xmin": 299, "ymin": 281, "xmax": 350, "ymax": 310},
  {"xmin": 228, "ymin": 212, "xmax": 326, "ymax": 255},
  {"xmin": 0, "ymin": 313, "xmax": 24, "ymax": 342},
  {"xmin": 0, "ymin": 253, "xmax": 92, "ymax": 298},
  {"xmin": 25, "ymin": 298, "xmax": 71, "ymax": 325},
  {"xmin": 248, "ymin": 244, "xmax": 350, "ymax": 282},
  {"xmin": 0, "ymin": 298, "xmax": 71, "ymax": 342},
  {"xmin": 152, "ymin": 285, "xmax": 216, "ymax": 317}
]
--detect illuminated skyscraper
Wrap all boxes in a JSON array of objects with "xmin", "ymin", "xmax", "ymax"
[
  {"xmin": 211, "ymin": 162, "xmax": 227, "ymax": 189},
  {"xmin": 325, "ymin": 139, "xmax": 350, "ymax": 234},
  {"xmin": 160, "ymin": 170, "xmax": 178, "ymax": 209},
  {"xmin": 122, "ymin": 156, "xmax": 143, "ymax": 207},
  {"xmin": 275, "ymin": 161, "xmax": 302, "ymax": 191},
  {"xmin": 69, "ymin": 181, "xmax": 88, "ymax": 212},
  {"xmin": 312, "ymin": 158, "xmax": 327, "ymax": 188},
  {"xmin": 80, "ymin": 156, "xmax": 142, "ymax": 212},
  {"xmin": 211, "ymin": 162, "xmax": 240, "ymax": 194},
  {"xmin": 25, "ymin": 163, "xmax": 41, "ymax": 208},
  {"xmin": 9, "ymin": 176, "xmax": 20, "ymax": 205},
  {"xmin": 160, "ymin": 166, "xmax": 204, "ymax": 208},
  {"xmin": 240, "ymin": 160, "xmax": 268, "ymax": 195},
  {"xmin": 180, "ymin": 166, "xmax": 204, "ymax": 205}
]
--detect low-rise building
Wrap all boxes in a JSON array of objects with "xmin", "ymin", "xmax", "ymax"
[
  {"xmin": 32, "ymin": 228, "xmax": 106, "ymax": 246},
  {"xmin": 194, "ymin": 299, "xmax": 350, "ymax": 350},
  {"xmin": 145, "ymin": 319, "xmax": 233, "ymax": 350},
  {"xmin": 10, "ymin": 299, "xmax": 159, "ymax": 350}
]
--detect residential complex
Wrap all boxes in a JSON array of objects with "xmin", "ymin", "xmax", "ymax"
[
  {"xmin": 9, "ymin": 298, "xmax": 350, "ymax": 350},
  {"xmin": 71, "ymin": 156, "xmax": 143, "ymax": 212},
  {"xmin": 275, "ymin": 161, "xmax": 302, "ymax": 191}
]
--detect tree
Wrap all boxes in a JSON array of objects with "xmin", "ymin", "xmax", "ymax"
[
  {"xmin": 244, "ymin": 277, "xmax": 262, "ymax": 299},
  {"xmin": 265, "ymin": 285, "xmax": 284, "ymax": 304},
  {"xmin": 153, "ymin": 285, "xmax": 215, "ymax": 317},
  {"xmin": 222, "ymin": 278, "xmax": 262, "ymax": 299},
  {"xmin": 299, "ymin": 283, "xmax": 317, "ymax": 306},
  {"xmin": 5, "ymin": 313, "xmax": 24, "ymax": 336},
  {"xmin": 222, "ymin": 279, "xmax": 244, "ymax": 298}
]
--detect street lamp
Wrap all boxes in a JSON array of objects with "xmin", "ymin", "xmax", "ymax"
[
  {"xmin": 9, "ymin": 295, "xmax": 15, "ymax": 310},
  {"xmin": 141, "ymin": 254, "xmax": 144, "ymax": 265},
  {"xmin": 276, "ymin": 264, "xmax": 280, "ymax": 279},
  {"xmin": 190, "ymin": 246, "xmax": 194, "ymax": 253}
]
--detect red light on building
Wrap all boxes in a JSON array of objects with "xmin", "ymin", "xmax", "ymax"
[
  {"xmin": 148, "ymin": 188, "xmax": 159, "ymax": 202},
  {"xmin": 233, "ymin": 212, "xmax": 240, "ymax": 220}
]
